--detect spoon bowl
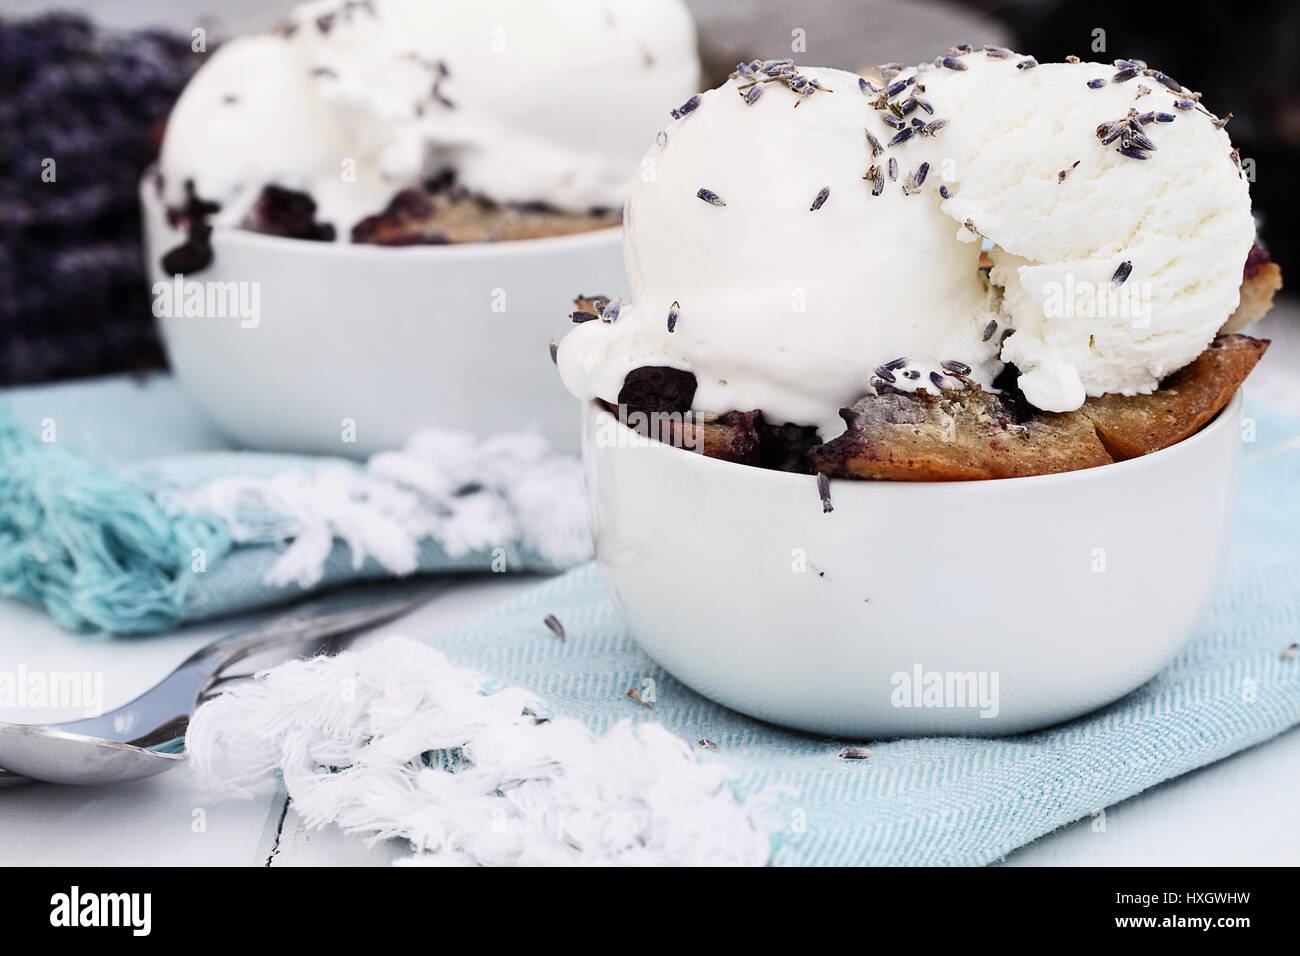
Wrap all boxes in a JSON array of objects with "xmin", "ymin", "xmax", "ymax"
[{"xmin": 0, "ymin": 581, "xmax": 440, "ymax": 786}]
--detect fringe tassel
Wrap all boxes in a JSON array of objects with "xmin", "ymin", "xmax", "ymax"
[
  {"xmin": 163, "ymin": 430, "xmax": 591, "ymax": 589},
  {"xmin": 0, "ymin": 408, "xmax": 229, "ymax": 633},
  {"xmin": 186, "ymin": 637, "xmax": 774, "ymax": 866}
]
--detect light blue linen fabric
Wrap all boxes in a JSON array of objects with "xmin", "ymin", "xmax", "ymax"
[{"xmin": 420, "ymin": 402, "xmax": 1300, "ymax": 865}]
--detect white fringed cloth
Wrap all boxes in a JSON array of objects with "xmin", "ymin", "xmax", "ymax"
[{"xmin": 186, "ymin": 637, "xmax": 775, "ymax": 866}]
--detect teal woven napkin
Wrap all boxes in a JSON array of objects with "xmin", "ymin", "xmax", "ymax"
[
  {"xmin": 419, "ymin": 401, "xmax": 1300, "ymax": 865},
  {"xmin": 0, "ymin": 376, "xmax": 589, "ymax": 635}
]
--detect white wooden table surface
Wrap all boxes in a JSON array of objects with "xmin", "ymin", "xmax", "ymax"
[{"xmin": 2, "ymin": 304, "xmax": 1297, "ymax": 867}]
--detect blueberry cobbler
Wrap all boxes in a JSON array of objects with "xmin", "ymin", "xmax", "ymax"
[
  {"xmin": 153, "ymin": 0, "xmax": 700, "ymax": 273},
  {"xmin": 556, "ymin": 52, "xmax": 1281, "ymax": 482}
]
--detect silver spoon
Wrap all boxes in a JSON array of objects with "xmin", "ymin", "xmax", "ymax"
[{"xmin": 0, "ymin": 581, "xmax": 444, "ymax": 787}]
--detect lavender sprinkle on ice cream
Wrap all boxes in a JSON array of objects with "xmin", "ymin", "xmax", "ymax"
[{"xmin": 670, "ymin": 95, "xmax": 700, "ymax": 119}]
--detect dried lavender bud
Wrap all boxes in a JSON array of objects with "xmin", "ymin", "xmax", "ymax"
[
  {"xmin": 869, "ymin": 167, "xmax": 885, "ymax": 196},
  {"xmin": 984, "ymin": 45, "xmax": 1012, "ymax": 58},
  {"xmin": 881, "ymin": 112, "xmax": 905, "ymax": 130},
  {"xmin": 866, "ymin": 130, "xmax": 884, "ymax": 157},
  {"xmin": 1154, "ymin": 112, "xmax": 1176, "ymax": 122},
  {"xmin": 887, "ymin": 78, "xmax": 909, "ymax": 97},
  {"xmin": 889, "ymin": 126, "xmax": 915, "ymax": 146},
  {"xmin": 1174, "ymin": 99, "xmax": 1194, "ymax": 110},
  {"xmin": 1112, "ymin": 260, "xmax": 1133, "ymax": 285},
  {"xmin": 570, "ymin": 310, "xmax": 599, "ymax": 323},
  {"xmin": 626, "ymin": 687, "xmax": 653, "ymax": 709},
  {"xmin": 543, "ymin": 614, "xmax": 565, "ymax": 638},
  {"xmin": 882, "ymin": 356, "xmax": 908, "ymax": 371},
  {"xmin": 1087, "ymin": 78, "xmax": 1105, "ymax": 89},
  {"xmin": 1097, "ymin": 121, "xmax": 1124, "ymax": 145},
  {"xmin": 698, "ymin": 738, "xmax": 721, "ymax": 752},
  {"xmin": 1136, "ymin": 111, "xmax": 1155, "ymax": 125},
  {"xmin": 656, "ymin": 130, "xmax": 667, "ymax": 146},
  {"xmin": 942, "ymin": 359, "xmax": 972, "ymax": 375},
  {"xmin": 600, "ymin": 298, "xmax": 622, "ymax": 322},
  {"xmin": 939, "ymin": 184, "xmax": 951, "ymax": 199},
  {"xmin": 667, "ymin": 301, "xmax": 679, "ymax": 333},
  {"xmin": 913, "ymin": 162, "xmax": 929, "ymax": 186},
  {"xmin": 670, "ymin": 94, "xmax": 700, "ymax": 119},
  {"xmin": 873, "ymin": 366, "xmax": 897, "ymax": 383},
  {"xmin": 888, "ymin": 157, "xmax": 898, "ymax": 180},
  {"xmin": 921, "ymin": 119, "xmax": 947, "ymax": 136},
  {"xmin": 913, "ymin": 96, "xmax": 934, "ymax": 114},
  {"xmin": 930, "ymin": 371, "xmax": 949, "ymax": 390},
  {"xmin": 982, "ymin": 319, "xmax": 998, "ymax": 341},
  {"xmin": 743, "ymin": 84, "xmax": 763, "ymax": 105},
  {"xmin": 1016, "ymin": 57, "xmax": 1038, "ymax": 69},
  {"xmin": 859, "ymin": 76, "xmax": 882, "ymax": 95},
  {"xmin": 697, "ymin": 187, "xmax": 726, "ymax": 206},
  {"xmin": 1117, "ymin": 146, "xmax": 1150, "ymax": 159},
  {"xmin": 549, "ymin": 340, "xmax": 558, "ymax": 364},
  {"xmin": 817, "ymin": 473, "xmax": 833, "ymax": 513},
  {"xmin": 810, "ymin": 186, "xmax": 830, "ymax": 211},
  {"xmin": 1129, "ymin": 131, "xmax": 1156, "ymax": 151},
  {"xmin": 1147, "ymin": 69, "xmax": 1183, "ymax": 92},
  {"xmin": 1111, "ymin": 67, "xmax": 1139, "ymax": 83},
  {"xmin": 940, "ymin": 56, "xmax": 968, "ymax": 71}
]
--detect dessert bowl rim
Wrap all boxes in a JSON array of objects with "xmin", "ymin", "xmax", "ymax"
[{"xmin": 583, "ymin": 389, "xmax": 1243, "ymax": 492}]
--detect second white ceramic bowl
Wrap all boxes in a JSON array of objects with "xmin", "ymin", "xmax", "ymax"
[
  {"xmin": 141, "ymin": 177, "xmax": 622, "ymax": 455},
  {"xmin": 582, "ymin": 394, "xmax": 1244, "ymax": 737}
]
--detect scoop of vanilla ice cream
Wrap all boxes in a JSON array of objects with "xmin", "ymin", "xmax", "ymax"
[
  {"xmin": 558, "ymin": 66, "xmax": 1003, "ymax": 438},
  {"xmin": 160, "ymin": 0, "xmax": 699, "ymax": 234},
  {"xmin": 914, "ymin": 51, "xmax": 1254, "ymax": 411}
]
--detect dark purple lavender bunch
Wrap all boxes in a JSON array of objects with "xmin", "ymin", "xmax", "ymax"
[{"xmin": 0, "ymin": 13, "xmax": 203, "ymax": 384}]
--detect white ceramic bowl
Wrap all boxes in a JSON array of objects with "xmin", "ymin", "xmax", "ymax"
[
  {"xmin": 141, "ymin": 177, "xmax": 622, "ymax": 455},
  {"xmin": 582, "ymin": 393, "xmax": 1244, "ymax": 737}
]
